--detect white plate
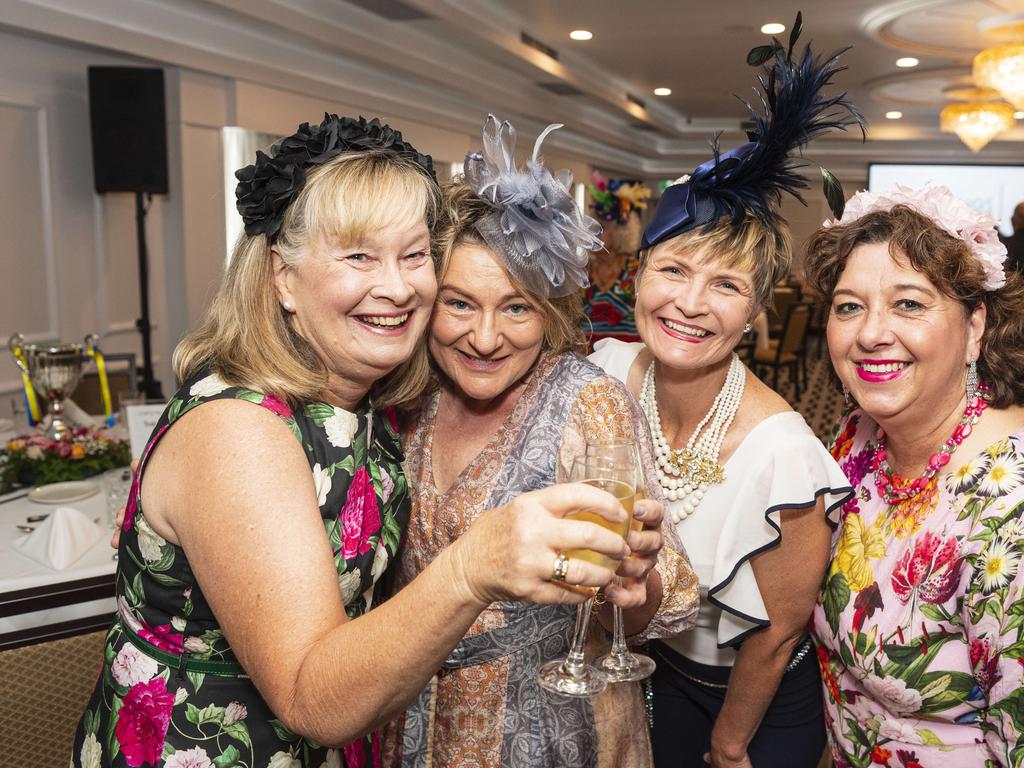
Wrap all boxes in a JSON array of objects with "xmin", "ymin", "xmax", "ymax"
[{"xmin": 28, "ymin": 480, "xmax": 100, "ymax": 504}]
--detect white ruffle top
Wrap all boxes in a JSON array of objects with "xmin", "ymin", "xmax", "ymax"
[{"xmin": 590, "ymin": 338, "xmax": 852, "ymax": 667}]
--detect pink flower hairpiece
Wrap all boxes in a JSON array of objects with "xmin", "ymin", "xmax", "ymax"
[{"xmin": 824, "ymin": 184, "xmax": 1008, "ymax": 291}]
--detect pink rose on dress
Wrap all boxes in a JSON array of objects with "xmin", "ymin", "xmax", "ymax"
[
  {"xmin": 969, "ymin": 637, "xmax": 1003, "ymax": 693},
  {"xmin": 115, "ymin": 676, "xmax": 175, "ymax": 766},
  {"xmin": 891, "ymin": 531, "xmax": 962, "ymax": 605},
  {"xmin": 110, "ymin": 643, "xmax": 158, "ymax": 687},
  {"xmin": 379, "ymin": 466, "xmax": 394, "ymax": 504},
  {"xmin": 137, "ymin": 620, "xmax": 184, "ymax": 654},
  {"xmin": 339, "ymin": 467, "xmax": 381, "ymax": 560},
  {"xmin": 342, "ymin": 738, "xmax": 364, "ymax": 768},
  {"xmin": 260, "ymin": 394, "xmax": 293, "ymax": 420}
]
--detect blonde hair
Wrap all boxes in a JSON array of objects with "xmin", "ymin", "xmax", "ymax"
[
  {"xmin": 637, "ymin": 212, "xmax": 792, "ymax": 312},
  {"xmin": 174, "ymin": 149, "xmax": 441, "ymax": 407},
  {"xmin": 434, "ymin": 179, "xmax": 587, "ymax": 359}
]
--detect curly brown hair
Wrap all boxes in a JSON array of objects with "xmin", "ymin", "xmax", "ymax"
[{"xmin": 804, "ymin": 205, "xmax": 1024, "ymax": 408}]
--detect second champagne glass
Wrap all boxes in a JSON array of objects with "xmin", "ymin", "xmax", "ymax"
[
  {"xmin": 537, "ymin": 457, "xmax": 634, "ymax": 696},
  {"xmin": 585, "ymin": 441, "xmax": 657, "ymax": 682}
]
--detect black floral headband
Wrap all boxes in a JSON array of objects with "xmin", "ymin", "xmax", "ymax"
[{"xmin": 234, "ymin": 114, "xmax": 436, "ymax": 241}]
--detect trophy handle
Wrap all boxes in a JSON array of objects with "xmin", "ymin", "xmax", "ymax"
[{"xmin": 8, "ymin": 333, "xmax": 28, "ymax": 373}]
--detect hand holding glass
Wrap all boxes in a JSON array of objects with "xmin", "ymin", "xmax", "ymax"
[
  {"xmin": 584, "ymin": 441, "xmax": 657, "ymax": 682},
  {"xmin": 537, "ymin": 458, "xmax": 632, "ymax": 696}
]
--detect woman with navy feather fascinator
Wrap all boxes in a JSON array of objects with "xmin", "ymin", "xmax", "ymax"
[{"xmin": 589, "ymin": 14, "xmax": 861, "ymax": 768}]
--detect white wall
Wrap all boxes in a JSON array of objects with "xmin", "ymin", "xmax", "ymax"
[{"xmin": 0, "ymin": 29, "xmax": 178, "ymax": 420}]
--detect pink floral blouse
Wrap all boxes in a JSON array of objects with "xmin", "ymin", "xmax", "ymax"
[{"xmin": 812, "ymin": 411, "xmax": 1024, "ymax": 768}]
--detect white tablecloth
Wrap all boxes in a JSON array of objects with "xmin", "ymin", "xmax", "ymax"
[{"xmin": 0, "ymin": 486, "xmax": 117, "ymax": 635}]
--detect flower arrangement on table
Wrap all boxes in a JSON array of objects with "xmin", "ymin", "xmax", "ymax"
[{"xmin": 1, "ymin": 428, "xmax": 131, "ymax": 493}]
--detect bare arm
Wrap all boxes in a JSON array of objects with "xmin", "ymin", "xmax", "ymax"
[
  {"xmin": 142, "ymin": 400, "xmax": 632, "ymax": 747},
  {"xmin": 708, "ymin": 499, "xmax": 830, "ymax": 768}
]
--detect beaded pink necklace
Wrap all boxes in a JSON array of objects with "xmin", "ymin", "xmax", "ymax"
[{"xmin": 871, "ymin": 387, "xmax": 990, "ymax": 505}]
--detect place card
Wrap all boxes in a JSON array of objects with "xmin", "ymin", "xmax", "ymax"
[{"xmin": 124, "ymin": 403, "xmax": 166, "ymax": 460}]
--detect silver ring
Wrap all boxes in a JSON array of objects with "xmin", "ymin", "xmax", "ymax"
[{"xmin": 552, "ymin": 552, "xmax": 570, "ymax": 582}]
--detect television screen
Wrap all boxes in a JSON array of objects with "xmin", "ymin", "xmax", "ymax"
[{"xmin": 868, "ymin": 163, "xmax": 1024, "ymax": 236}]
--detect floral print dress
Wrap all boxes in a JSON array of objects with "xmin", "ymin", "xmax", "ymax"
[
  {"xmin": 70, "ymin": 370, "xmax": 411, "ymax": 768},
  {"xmin": 812, "ymin": 411, "xmax": 1024, "ymax": 768}
]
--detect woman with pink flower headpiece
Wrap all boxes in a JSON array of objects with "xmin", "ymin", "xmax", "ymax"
[{"xmin": 806, "ymin": 184, "xmax": 1024, "ymax": 767}]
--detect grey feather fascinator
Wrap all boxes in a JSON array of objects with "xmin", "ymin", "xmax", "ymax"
[{"xmin": 464, "ymin": 115, "xmax": 603, "ymax": 298}]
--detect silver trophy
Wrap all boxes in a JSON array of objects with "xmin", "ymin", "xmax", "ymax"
[{"xmin": 9, "ymin": 333, "xmax": 99, "ymax": 440}]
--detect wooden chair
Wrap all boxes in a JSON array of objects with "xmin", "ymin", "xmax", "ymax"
[
  {"xmin": 807, "ymin": 301, "xmax": 829, "ymax": 358},
  {"xmin": 72, "ymin": 352, "xmax": 138, "ymax": 416},
  {"xmin": 768, "ymin": 287, "xmax": 801, "ymax": 336},
  {"xmin": 753, "ymin": 302, "xmax": 813, "ymax": 399}
]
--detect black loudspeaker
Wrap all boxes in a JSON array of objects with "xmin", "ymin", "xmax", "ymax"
[{"xmin": 88, "ymin": 67, "xmax": 169, "ymax": 194}]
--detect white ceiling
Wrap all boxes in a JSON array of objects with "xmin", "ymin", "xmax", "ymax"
[{"xmin": 5, "ymin": 0, "xmax": 1024, "ymax": 178}]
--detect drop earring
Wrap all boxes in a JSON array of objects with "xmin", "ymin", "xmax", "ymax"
[
  {"xmin": 743, "ymin": 323, "xmax": 752, "ymax": 334},
  {"xmin": 843, "ymin": 385, "xmax": 851, "ymax": 408},
  {"xmin": 966, "ymin": 359, "xmax": 978, "ymax": 404}
]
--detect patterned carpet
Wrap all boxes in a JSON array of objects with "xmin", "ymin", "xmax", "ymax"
[{"xmin": 752, "ymin": 335, "xmax": 846, "ymax": 447}]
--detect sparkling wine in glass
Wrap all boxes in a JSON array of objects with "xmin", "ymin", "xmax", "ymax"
[
  {"xmin": 585, "ymin": 441, "xmax": 657, "ymax": 683},
  {"xmin": 537, "ymin": 458, "xmax": 633, "ymax": 697}
]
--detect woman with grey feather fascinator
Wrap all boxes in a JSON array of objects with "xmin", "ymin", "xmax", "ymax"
[
  {"xmin": 380, "ymin": 115, "xmax": 699, "ymax": 767},
  {"xmin": 588, "ymin": 13, "xmax": 859, "ymax": 768}
]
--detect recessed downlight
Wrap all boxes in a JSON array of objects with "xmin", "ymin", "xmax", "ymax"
[
  {"xmin": 760, "ymin": 22, "xmax": 786, "ymax": 34},
  {"xmin": 569, "ymin": 30, "xmax": 592, "ymax": 41},
  {"xmin": 896, "ymin": 57, "xmax": 919, "ymax": 68},
  {"xmin": 653, "ymin": 87, "xmax": 672, "ymax": 96},
  {"xmin": 886, "ymin": 111, "xmax": 903, "ymax": 119}
]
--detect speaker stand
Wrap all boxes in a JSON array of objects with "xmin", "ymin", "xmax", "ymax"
[{"xmin": 134, "ymin": 191, "xmax": 164, "ymax": 399}]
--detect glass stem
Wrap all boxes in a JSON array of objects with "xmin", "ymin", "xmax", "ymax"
[
  {"xmin": 610, "ymin": 602, "xmax": 629, "ymax": 660},
  {"xmin": 564, "ymin": 597, "xmax": 594, "ymax": 675}
]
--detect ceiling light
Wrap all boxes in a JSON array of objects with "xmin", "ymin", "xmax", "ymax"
[
  {"xmin": 885, "ymin": 111, "xmax": 903, "ymax": 119},
  {"xmin": 1016, "ymin": 111, "xmax": 1024, "ymax": 119},
  {"xmin": 760, "ymin": 22, "xmax": 785, "ymax": 35},
  {"xmin": 653, "ymin": 87, "xmax": 672, "ymax": 96},
  {"xmin": 940, "ymin": 102, "xmax": 1015, "ymax": 152},
  {"xmin": 974, "ymin": 44, "xmax": 1024, "ymax": 110},
  {"xmin": 569, "ymin": 30, "xmax": 592, "ymax": 41},
  {"xmin": 896, "ymin": 57, "xmax": 919, "ymax": 68}
]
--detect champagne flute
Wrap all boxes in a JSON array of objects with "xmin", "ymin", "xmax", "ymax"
[
  {"xmin": 537, "ymin": 457, "xmax": 633, "ymax": 697},
  {"xmin": 586, "ymin": 441, "xmax": 657, "ymax": 682}
]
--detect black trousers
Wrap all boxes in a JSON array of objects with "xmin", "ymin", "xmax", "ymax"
[{"xmin": 649, "ymin": 641, "xmax": 826, "ymax": 768}]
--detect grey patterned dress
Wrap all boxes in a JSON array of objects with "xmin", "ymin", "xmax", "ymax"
[{"xmin": 381, "ymin": 352, "xmax": 699, "ymax": 768}]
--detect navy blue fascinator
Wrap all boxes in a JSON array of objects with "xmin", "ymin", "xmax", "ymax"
[
  {"xmin": 642, "ymin": 13, "xmax": 865, "ymax": 250},
  {"xmin": 464, "ymin": 115, "xmax": 603, "ymax": 298}
]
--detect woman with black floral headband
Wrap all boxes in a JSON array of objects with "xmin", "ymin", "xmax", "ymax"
[{"xmin": 69, "ymin": 115, "xmax": 639, "ymax": 768}]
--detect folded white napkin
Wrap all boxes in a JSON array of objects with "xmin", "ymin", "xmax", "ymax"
[{"xmin": 12, "ymin": 505, "xmax": 104, "ymax": 570}]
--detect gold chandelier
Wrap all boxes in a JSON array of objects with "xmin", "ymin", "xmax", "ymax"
[
  {"xmin": 940, "ymin": 101, "xmax": 1015, "ymax": 152},
  {"xmin": 973, "ymin": 16, "xmax": 1024, "ymax": 110},
  {"xmin": 974, "ymin": 44, "xmax": 1024, "ymax": 110}
]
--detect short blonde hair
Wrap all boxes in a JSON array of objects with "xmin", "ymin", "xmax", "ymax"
[
  {"xmin": 637, "ymin": 212, "xmax": 792, "ymax": 312},
  {"xmin": 433, "ymin": 178, "xmax": 587, "ymax": 357},
  {"xmin": 174, "ymin": 149, "xmax": 441, "ymax": 407}
]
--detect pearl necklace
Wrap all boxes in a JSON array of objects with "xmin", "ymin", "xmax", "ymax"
[{"xmin": 640, "ymin": 353, "xmax": 746, "ymax": 523}]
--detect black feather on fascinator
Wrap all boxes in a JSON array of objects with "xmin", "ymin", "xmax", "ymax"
[
  {"xmin": 464, "ymin": 115, "xmax": 603, "ymax": 298},
  {"xmin": 642, "ymin": 12, "xmax": 865, "ymax": 250}
]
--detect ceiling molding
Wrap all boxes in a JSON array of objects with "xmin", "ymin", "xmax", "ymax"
[{"xmin": 2, "ymin": 0, "xmax": 1020, "ymax": 178}]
